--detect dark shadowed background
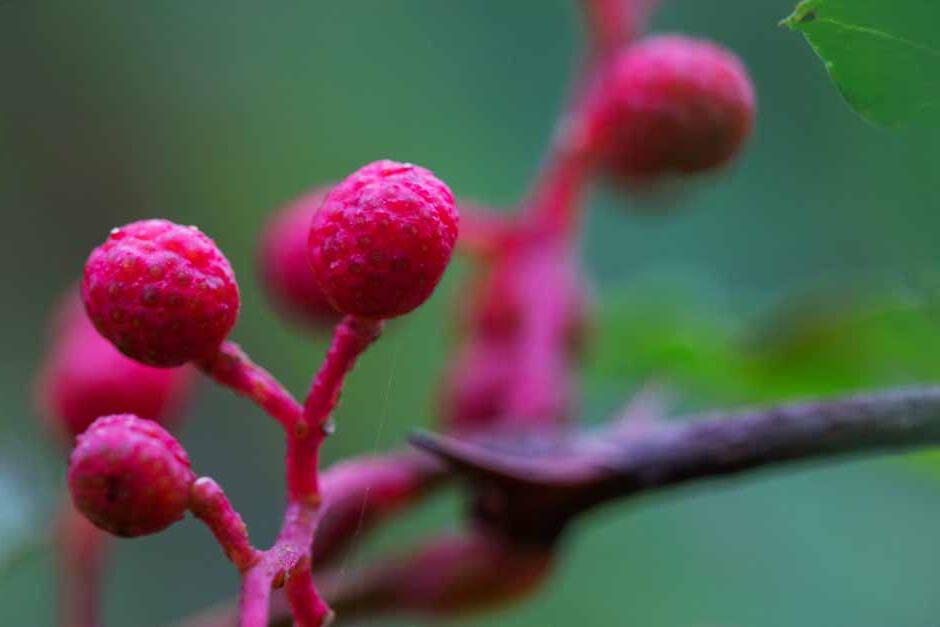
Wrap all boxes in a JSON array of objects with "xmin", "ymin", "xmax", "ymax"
[{"xmin": 3, "ymin": 1, "xmax": 940, "ymax": 625}]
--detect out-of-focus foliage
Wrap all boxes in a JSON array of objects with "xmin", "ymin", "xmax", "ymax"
[
  {"xmin": 590, "ymin": 285, "xmax": 940, "ymax": 409},
  {"xmin": 784, "ymin": 0, "xmax": 940, "ymax": 127}
]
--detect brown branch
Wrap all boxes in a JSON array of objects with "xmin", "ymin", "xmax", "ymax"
[{"xmin": 413, "ymin": 386, "xmax": 940, "ymax": 540}]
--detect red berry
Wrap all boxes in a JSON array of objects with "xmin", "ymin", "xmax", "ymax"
[
  {"xmin": 36, "ymin": 290, "xmax": 193, "ymax": 442},
  {"xmin": 308, "ymin": 160, "xmax": 459, "ymax": 319},
  {"xmin": 68, "ymin": 414, "xmax": 195, "ymax": 537},
  {"xmin": 593, "ymin": 35, "xmax": 755, "ymax": 183},
  {"xmin": 81, "ymin": 219, "xmax": 240, "ymax": 367},
  {"xmin": 258, "ymin": 188, "xmax": 339, "ymax": 329}
]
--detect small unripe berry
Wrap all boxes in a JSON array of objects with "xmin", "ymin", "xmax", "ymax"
[
  {"xmin": 37, "ymin": 290, "xmax": 193, "ymax": 441},
  {"xmin": 258, "ymin": 188, "xmax": 339, "ymax": 329},
  {"xmin": 68, "ymin": 414, "xmax": 195, "ymax": 537},
  {"xmin": 593, "ymin": 35, "xmax": 755, "ymax": 183},
  {"xmin": 81, "ymin": 219, "xmax": 240, "ymax": 366},
  {"xmin": 308, "ymin": 160, "xmax": 459, "ymax": 319}
]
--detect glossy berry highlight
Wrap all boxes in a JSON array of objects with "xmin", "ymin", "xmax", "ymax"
[
  {"xmin": 308, "ymin": 160, "xmax": 459, "ymax": 319},
  {"xmin": 82, "ymin": 219, "xmax": 240, "ymax": 367},
  {"xmin": 68, "ymin": 414, "xmax": 196, "ymax": 537},
  {"xmin": 259, "ymin": 188, "xmax": 339, "ymax": 329},
  {"xmin": 37, "ymin": 291, "xmax": 192, "ymax": 441},
  {"xmin": 593, "ymin": 35, "xmax": 755, "ymax": 182}
]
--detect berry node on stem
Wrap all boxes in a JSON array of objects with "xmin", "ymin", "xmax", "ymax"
[
  {"xmin": 82, "ymin": 219, "xmax": 240, "ymax": 367},
  {"xmin": 308, "ymin": 160, "xmax": 459, "ymax": 319},
  {"xmin": 68, "ymin": 414, "xmax": 195, "ymax": 537}
]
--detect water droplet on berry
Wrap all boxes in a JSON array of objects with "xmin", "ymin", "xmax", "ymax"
[{"xmin": 322, "ymin": 417, "xmax": 336, "ymax": 436}]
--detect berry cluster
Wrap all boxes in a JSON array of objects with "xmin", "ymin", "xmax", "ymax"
[
  {"xmin": 41, "ymin": 161, "xmax": 459, "ymax": 626},
  {"xmin": 35, "ymin": 2, "xmax": 756, "ymax": 625}
]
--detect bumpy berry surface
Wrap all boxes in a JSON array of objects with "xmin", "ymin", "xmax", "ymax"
[
  {"xmin": 308, "ymin": 160, "xmax": 459, "ymax": 319},
  {"xmin": 37, "ymin": 291, "xmax": 193, "ymax": 441},
  {"xmin": 81, "ymin": 219, "xmax": 240, "ymax": 366},
  {"xmin": 594, "ymin": 35, "xmax": 755, "ymax": 182},
  {"xmin": 68, "ymin": 414, "xmax": 195, "ymax": 537},
  {"xmin": 259, "ymin": 188, "xmax": 339, "ymax": 328}
]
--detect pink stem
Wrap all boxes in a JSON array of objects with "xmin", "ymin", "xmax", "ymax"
[
  {"xmin": 303, "ymin": 316, "xmax": 383, "ymax": 431},
  {"xmin": 286, "ymin": 432, "xmax": 321, "ymax": 506},
  {"xmin": 56, "ymin": 500, "xmax": 108, "ymax": 627},
  {"xmin": 198, "ymin": 341, "xmax": 304, "ymax": 430},
  {"xmin": 189, "ymin": 477, "xmax": 260, "ymax": 572},
  {"xmin": 238, "ymin": 502, "xmax": 326, "ymax": 627},
  {"xmin": 581, "ymin": 0, "xmax": 657, "ymax": 55},
  {"xmin": 238, "ymin": 565, "xmax": 274, "ymax": 627},
  {"xmin": 527, "ymin": 0, "xmax": 661, "ymax": 236},
  {"xmin": 524, "ymin": 125, "xmax": 593, "ymax": 237},
  {"xmin": 312, "ymin": 452, "xmax": 445, "ymax": 565},
  {"xmin": 239, "ymin": 316, "xmax": 383, "ymax": 626},
  {"xmin": 315, "ymin": 530, "xmax": 554, "ymax": 621},
  {"xmin": 290, "ymin": 315, "xmax": 382, "ymax": 503},
  {"xmin": 502, "ymin": 246, "xmax": 579, "ymax": 427},
  {"xmin": 284, "ymin": 562, "xmax": 333, "ymax": 627}
]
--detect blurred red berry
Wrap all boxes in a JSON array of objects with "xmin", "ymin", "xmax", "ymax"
[
  {"xmin": 593, "ymin": 35, "xmax": 755, "ymax": 183},
  {"xmin": 37, "ymin": 290, "xmax": 193, "ymax": 442},
  {"xmin": 258, "ymin": 188, "xmax": 339, "ymax": 330},
  {"xmin": 68, "ymin": 414, "xmax": 195, "ymax": 537},
  {"xmin": 308, "ymin": 160, "xmax": 459, "ymax": 319},
  {"xmin": 81, "ymin": 219, "xmax": 240, "ymax": 366}
]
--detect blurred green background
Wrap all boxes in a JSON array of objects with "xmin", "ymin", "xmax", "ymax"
[{"xmin": 3, "ymin": 1, "xmax": 940, "ymax": 625}]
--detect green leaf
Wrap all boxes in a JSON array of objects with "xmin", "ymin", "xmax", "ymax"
[
  {"xmin": 589, "ymin": 284, "xmax": 940, "ymax": 407},
  {"xmin": 783, "ymin": 0, "xmax": 940, "ymax": 127}
]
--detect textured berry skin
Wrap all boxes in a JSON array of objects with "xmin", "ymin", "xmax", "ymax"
[
  {"xmin": 594, "ymin": 35, "xmax": 755, "ymax": 182},
  {"xmin": 68, "ymin": 414, "xmax": 195, "ymax": 537},
  {"xmin": 81, "ymin": 219, "xmax": 240, "ymax": 367},
  {"xmin": 259, "ymin": 188, "xmax": 339, "ymax": 329},
  {"xmin": 37, "ymin": 290, "xmax": 193, "ymax": 441},
  {"xmin": 308, "ymin": 160, "xmax": 459, "ymax": 319}
]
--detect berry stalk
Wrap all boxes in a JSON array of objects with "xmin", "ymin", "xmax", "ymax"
[
  {"xmin": 525, "ymin": 0, "xmax": 652, "ymax": 235},
  {"xmin": 284, "ymin": 563, "xmax": 332, "ymax": 627},
  {"xmin": 235, "ymin": 316, "xmax": 382, "ymax": 626},
  {"xmin": 500, "ymin": 244, "xmax": 583, "ymax": 426},
  {"xmin": 289, "ymin": 316, "xmax": 382, "ymax": 502},
  {"xmin": 238, "ymin": 502, "xmax": 327, "ymax": 627},
  {"xmin": 581, "ymin": 0, "xmax": 658, "ymax": 57},
  {"xmin": 198, "ymin": 341, "xmax": 304, "ymax": 430},
  {"xmin": 302, "ymin": 316, "xmax": 383, "ymax": 432},
  {"xmin": 312, "ymin": 452, "xmax": 445, "ymax": 565},
  {"xmin": 189, "ymin": 478, "xmax": 259, "ymax": 572}
]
